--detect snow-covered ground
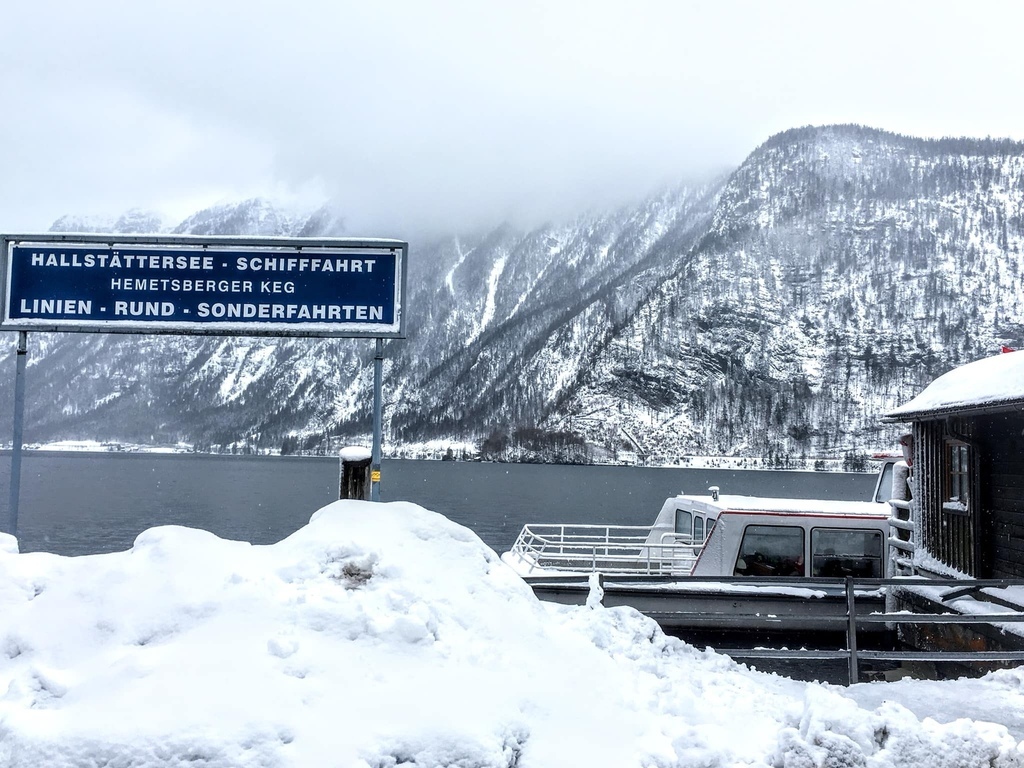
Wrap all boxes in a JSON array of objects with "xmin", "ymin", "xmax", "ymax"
[
  {"xmin": 1, "ymin": 501, "xmax": 1023, "ymax": 767},
  {"xmin": 15, "ymin": 440, "xmax": 196, "ymax": 454},
  {"xmin": 8, "ymin": 439, "xmax": 883, "ymax": 474}
]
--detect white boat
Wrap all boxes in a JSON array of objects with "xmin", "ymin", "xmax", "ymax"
[
  {"xmin": 500, "ymin": 461, "xmax": 900, "ymax": 633},
  {"xmin": 501, "ymin": 461, "xmax": 895, "ymax": 580}
]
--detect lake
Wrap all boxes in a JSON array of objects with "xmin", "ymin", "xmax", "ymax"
[{"xmin": 2, "ymin": 453, "xmax": 878, "ymax": 557}]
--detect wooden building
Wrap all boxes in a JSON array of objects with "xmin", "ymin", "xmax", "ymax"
[{"xmin": 883, "ymin": 351, "xmax": 1024, "ymax": 579}]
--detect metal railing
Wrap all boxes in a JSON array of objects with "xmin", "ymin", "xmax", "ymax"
[
  {"xmin": 716, "ymin": 576, "xmax": 1024, "ymax": 684},
  {"xmin": 507, "ymin": 523, "xmax": 704, "ymax": 575},
  {"xmin": 888, "ymin": 498, "xmax": 915, "ymax": 575},
  {"xmin": 532, "ymin": 573, "xmax": 1024, "ymax": 684}
]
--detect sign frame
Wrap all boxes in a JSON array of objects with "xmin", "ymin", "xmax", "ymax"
[{"xmin": 0, "ymin": 233, "xmax": 408, "ymax": 339}]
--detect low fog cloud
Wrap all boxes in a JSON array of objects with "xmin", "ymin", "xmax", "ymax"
[{"xmin": 2, "ymin": 1, "xmax": 1024, "ymax": 235}]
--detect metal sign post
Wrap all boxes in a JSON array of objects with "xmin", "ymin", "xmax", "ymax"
[
  {"xmin": 6, "ymin": 331, "xmax": 26, "ymax": 536},
  {"xmin": 0, "ymin": 234, "xmax": 409, "ymax": 537},
  {"xmin": 371, "ymin": 338, "xmax": 384, "ymax": 502}
]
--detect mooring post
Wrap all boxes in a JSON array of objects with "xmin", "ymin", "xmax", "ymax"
[
  {"xmin": 846, "ymin": 576, "xmax": 860, "ymax": 685},
  {"xmin": 7, "ymin": 331, "xmax": 28, "ymax": 537},
  {"xmin": 371, "ymin": 338, "xmax": 383, "ymax": 502},
  {"xmin": 339, "ymin": 446, "xmax": 373, "ymax": 500}
]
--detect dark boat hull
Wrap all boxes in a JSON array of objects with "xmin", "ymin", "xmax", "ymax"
[{"xmin": 525, "ymin": 575, "xmax": 887, "ymax": 633}]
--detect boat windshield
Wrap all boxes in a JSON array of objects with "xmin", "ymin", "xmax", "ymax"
[
  {"xmin": 810, "ymin": 528, "xmax": 883, "ymax": 577},
  {"xmin": 733, "ymin": 525, "xmax": 805, "ymax": 577}
]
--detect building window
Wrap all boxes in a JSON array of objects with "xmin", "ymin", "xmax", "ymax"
[{"xmin": 944, "ymin": 440, "xmax": 970, "ymax": 514}]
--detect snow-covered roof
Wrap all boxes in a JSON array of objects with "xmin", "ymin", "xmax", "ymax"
[
  {"xmin": 885, "ymin": 351, "xmax": 1024, "ymax": 421},
  {"xmin": 694, "ymin": 494, "xmax": 887, "ymax": 516}
]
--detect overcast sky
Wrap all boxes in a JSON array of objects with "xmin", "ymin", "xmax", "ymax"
[{"xmin": 3, "ymin": 1, "xmax": 1024, "ymax": 236}]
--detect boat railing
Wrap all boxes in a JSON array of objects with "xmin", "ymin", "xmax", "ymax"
[
  {"xmin": 888, "ymin": 497, "xmax": 915, "ymax": 576},
  {"xmin": 886, "ymin": 463, "xmax": 915, "ymax": 577},
  {"xmin": 507, "ymin": 523, "xmax": 703, "ymax": 575}
]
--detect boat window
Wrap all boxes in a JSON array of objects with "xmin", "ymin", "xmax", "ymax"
[
  {"xmin": 674, "ymin": 509, "xmax": 692, "ymax": 537},
  {"xmin": 733, "ymin": 525, "xmax": 805, "ymax": 577},
  {"xmin": 811, "ymin": 528, "xmax": 883, "ymax": 578},
  {"xmin": 693, "ymin": 516, "xmax": 705, "ymax": 542},
  {"xmin": 873, "ymin": 461, "xmax": 895, "ymax": 503}
]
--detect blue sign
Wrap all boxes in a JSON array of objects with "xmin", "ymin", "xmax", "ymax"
[{"xmin": 1, "ymin": 238, "xmax": 406, "ymax": 338}]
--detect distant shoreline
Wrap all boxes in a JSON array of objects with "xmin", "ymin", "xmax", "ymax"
[{"xmin": 0, "ymin": 445, "xmax": 885, "ymax": 473}]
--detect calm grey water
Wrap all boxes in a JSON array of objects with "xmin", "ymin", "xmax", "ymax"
[{"xmin": 1, "ymin": 453, "xmax": 876, "ymax": 557}]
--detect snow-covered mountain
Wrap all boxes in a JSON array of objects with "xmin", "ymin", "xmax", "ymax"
[
  {"xmin": 552, "ymin": 126, "xmax": 1024, "ymax": 463},
  {"xmin": 5, "ymin": 125, "xmax": 1023, "ymax": 462}
]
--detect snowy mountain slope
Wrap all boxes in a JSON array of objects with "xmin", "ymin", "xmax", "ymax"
[
  {"xmin": 384, "ymin": 184, "xmax": 720, "ymax": 445},
  {"xmin": 552, "ymin": 126, "xmax": 1024, "ymax": 462},
  {"xmin": 4, "ymin": 125, "xmax": 1023, "ymax": 461}
]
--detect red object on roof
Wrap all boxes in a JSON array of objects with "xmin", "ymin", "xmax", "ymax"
[{"xmin": 1002, "ymin": 346, "xmax": 1016, "ymax": 353}]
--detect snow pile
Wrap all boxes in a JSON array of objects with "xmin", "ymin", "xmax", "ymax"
[
  {"xmin": 1, "ymin": 501, "xmax": 1022, "ymax": 767},
  {"xmin": 887, "ymin": 350, "xmax": 1024, "ymax": 419},
  {"xmin": 0, "ymin": 534, "xmax": 16, "ymax": 556}
]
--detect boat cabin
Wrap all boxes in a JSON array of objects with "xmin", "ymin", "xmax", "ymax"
[
  {"xmin": 883, "ymin": 351, "xmax": 1024, "ymax": 579},
  {"xmin": 642, "ymin": 495, "xmax": 889, "ymax": 578},
  {"xmin": 637, "ymin": 494, "xmax": 720, "ymax": 564},
  {"xmin": 502, "ymin": 461, "xmax": 896, "ymax": 578}
]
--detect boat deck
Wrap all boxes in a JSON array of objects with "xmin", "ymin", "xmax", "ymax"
[
  {"xmin": 525, "ymin": 574, "xmax": 887, "ymax": 633},
  {"xmin": 503, "ymin": 522, "xmax": 701, "ymax": 576}
]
